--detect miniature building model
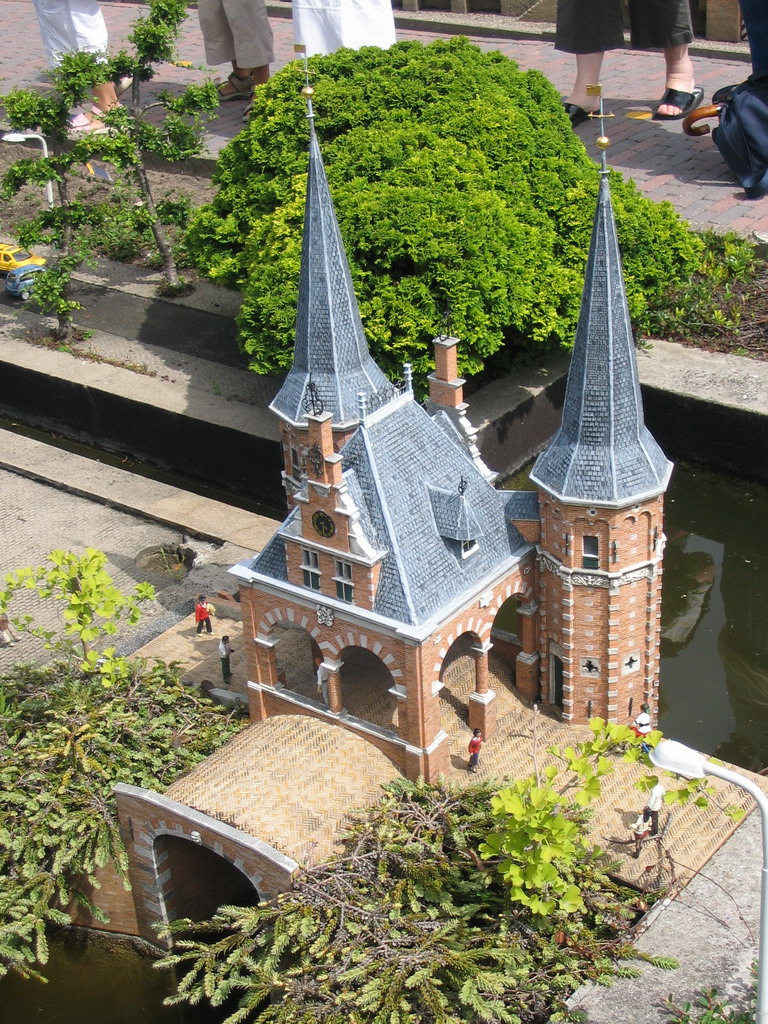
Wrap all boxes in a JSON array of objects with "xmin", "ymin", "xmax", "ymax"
[{"xmin": 232, "ymin": 105, "xmax": 671, "ymax": 781}]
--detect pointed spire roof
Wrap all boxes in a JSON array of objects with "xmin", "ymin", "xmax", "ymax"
[
  {"xmin": 270, "ymin": 114, "xmax": 390, "ymax": 429},
  {"xmin": 530, "ymin": 172, "xmax": 672, "ymax": 507}
]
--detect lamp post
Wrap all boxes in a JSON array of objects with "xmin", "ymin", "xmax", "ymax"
[
  {"xmin": 1, "ymin": 132, "xmax": 55, "ymax": 210},
  {"xmin": 650, "ymin": 739, "xmax": 768, "ymax": 1024}
]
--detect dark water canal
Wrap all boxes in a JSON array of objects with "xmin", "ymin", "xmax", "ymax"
[{"xmin": 3, "ymin": 460, "xmax": 767, "ymax": 1022}]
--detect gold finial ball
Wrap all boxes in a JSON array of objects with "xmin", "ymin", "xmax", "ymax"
[
  {"xmin": 301, "ymin": 85, "xmax": 315, "ymax": 98},
  {"xmin": 596, "ymin": 135, "xmax": 610, "ymax": 150}
]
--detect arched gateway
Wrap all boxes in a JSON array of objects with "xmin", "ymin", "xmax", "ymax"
[{"xmin": 114, "ymin": 784, "xmax": 297, "ymax": 948}]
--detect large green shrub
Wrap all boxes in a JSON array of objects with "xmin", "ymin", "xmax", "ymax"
[{"xmin": 188, "ymin": 38, "xmax": 702, "ymax": 381}]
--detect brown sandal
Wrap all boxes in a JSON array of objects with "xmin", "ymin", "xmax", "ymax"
[{"xmin": 217, "ymin": 71, "xmax": 252, "ymax": 102}]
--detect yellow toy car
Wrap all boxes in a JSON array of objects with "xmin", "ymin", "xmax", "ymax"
[{"xmin": 0, "ymin": 243, "xmax": 46, "ymax": 276}]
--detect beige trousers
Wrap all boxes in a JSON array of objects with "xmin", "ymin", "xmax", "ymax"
[{"xmin": 197, "ymin": 0, "xmax": 274, "ymax": 68}]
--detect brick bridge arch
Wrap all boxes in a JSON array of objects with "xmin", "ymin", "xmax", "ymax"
[{"xmin": 115, "ymin": 784, "xmax": 298, "ymax": 949}]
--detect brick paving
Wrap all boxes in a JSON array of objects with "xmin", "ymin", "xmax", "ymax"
[
  {"xmin": 0, "ymin": 2, "xmax": 765, "ymax": 235},
  {"xmin": 132, "ymin": 610, "xmax": 760, "ymax": 891}
]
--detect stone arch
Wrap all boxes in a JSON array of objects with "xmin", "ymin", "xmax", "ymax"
[
  {"xmin": 154, "ymin": 833, "xmax": 259, "ymax": 925},
  {"xmin": 270, "ymin": 620, "xmax": 321, "ymax": 701},
  {"xmin": 258, "ymin": 604, "xmax": 323, "ymax": 641},
  {"xmin": 490, "ymin": 595, "xmax": 523, "ymax": 689},
  {"xmin": 323, "ymin": 630, "xmax": 404, "ymax": 682},
  {"xmin": 114, "ymin": 785, "xmax": 298, "ymax": 949},
  {"xmin": 338, "ymin": 645, "xmax": 399, "ymax": 731},
  {"xmin": 437, "ymin": 630, "xmax": 483, "ymax": 731}
]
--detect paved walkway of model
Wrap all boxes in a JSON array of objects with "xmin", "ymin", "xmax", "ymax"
[{"xmin": 0, "ymin": 1, "xmax": 766, "ymax": 236}]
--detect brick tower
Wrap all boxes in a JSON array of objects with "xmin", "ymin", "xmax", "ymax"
[
  {"xmin": 269, "ymin": 98, "xmax": 391, "ymax": 509},
  {"xmin": 529, "ymin": 168, "xmax": 673, "ymax": 728}
]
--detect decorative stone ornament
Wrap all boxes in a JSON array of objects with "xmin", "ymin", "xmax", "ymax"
[{"xmin": 316, "ymin": 604, "xmax": 334, "ymax": 626}]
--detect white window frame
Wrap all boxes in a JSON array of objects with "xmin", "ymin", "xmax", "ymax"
[
  {"xmin": 301, "ymin": 548, "xmax": 321, "ymax": 591},
  {"xmin": 582, "ymin": 535, "xmax": 599, "ymax": 570},
  {"xmin": 333, "ymin": 559, "xmax": 354, "ymax": 602}
]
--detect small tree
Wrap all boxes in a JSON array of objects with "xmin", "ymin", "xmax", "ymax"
[
  {"xmin": 1, "ymin": 0, "xmax": 218, "ymax": 339},
  {"xmin": 0, "ymin": 547, "xmax": 155, "ymax": 675},
  {"xmin": 0, "ymin": 657, "xmax": 242, "ymax": 980},
  {"xmin": 161, "ymin": 777, "xmax": 664, "ymax": 1024},
  {"xmin": 185, "ymin": 38, "xmax": 704, "ymax": 381}
]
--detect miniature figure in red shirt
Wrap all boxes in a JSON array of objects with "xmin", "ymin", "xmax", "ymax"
[
  {"xmin": 195, "ymin": 594, "xmax": 212, "ymax": 636},
  {"xmin": 468, "ymin": 729, "xmax": 483, "ymax": 773}
]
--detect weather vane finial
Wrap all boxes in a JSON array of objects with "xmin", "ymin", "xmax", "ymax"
[
  {"xmin": 586, "ymin": 83, "xmax": 613, "ymax": 173},
  {"xmin": 440, "ymin": 301, "xmax": 453, "ymax": 340},
  {"xmin": 295, "ymin": 43, "xmax": 315, "ymax": 124}
]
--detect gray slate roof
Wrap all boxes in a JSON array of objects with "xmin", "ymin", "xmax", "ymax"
[
  {"xmin": 503, "ymin": 490, "xmax": 540, "ymax": 521},
  {"xmin": 246, "ymin": 396, "xmax": 529, "ymax": 627},
  {"xmin": 269, "ymin": 124, "xmax": 390, "ymax": 428},
  {"xmin": 530, "ymin": 173, "xmax": 672, "ymax": 506},
  {"xmin": 338, "ymin": 398, "xmax": 527, "ymax": 625}
]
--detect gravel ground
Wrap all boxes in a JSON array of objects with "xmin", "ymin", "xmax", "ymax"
[{"xmin": 0, "ymin": 140, "xmax": 216, "ymax": 256}]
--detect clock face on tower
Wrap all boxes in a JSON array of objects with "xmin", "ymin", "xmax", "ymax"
[{"xmin": 311, "ymin": 510, "xmax": 336, "ymax": 538}]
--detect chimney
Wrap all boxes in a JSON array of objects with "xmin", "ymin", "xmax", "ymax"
[{"xmin": 427, "ymin": 336, "xmax": 465, "ymax": 410}]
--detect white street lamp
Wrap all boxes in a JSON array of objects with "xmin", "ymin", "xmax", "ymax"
[
  {"xmin": 650, "ymin": 739, "xmax": 768, "ymax": 1024},
  {"xmin": 1, "ymin": 131, "xmax": 55, "ymax": 210}
]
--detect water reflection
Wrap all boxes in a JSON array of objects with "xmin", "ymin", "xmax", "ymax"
[
  {"xmin": 502, "ymin": 460, "xmax": 768, "ymax": 770},
  {"xmin": 661, "ymin": 464, "xmax": 768, "ymax": 772},
  {"xmin": 0, "ymin": 934, "xmax": 184, "ymax": 1024}
]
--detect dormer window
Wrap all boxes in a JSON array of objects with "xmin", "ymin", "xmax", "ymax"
[
  {"xmin": 461, "ymin": 539, "xmax": 478, "ymax": 559},
  {"xmin": 428, "ymin": 483, "xmax": 483, "ymax": 561},
  {"xmin": 334, "ymin": 559, "xmax": 354, "ymax": 602},
  {"xmin": 582, "ymin": 535, "xmax": 599, "ymax": 570},
  {"xmin": 301, "ymin": 548, "xmax": 321, "ymax": 590}
]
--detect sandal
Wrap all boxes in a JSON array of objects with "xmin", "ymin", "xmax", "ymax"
[
  {"xmin": 68, "ymin": 106, "xmax": 109, "ymax": 136},
  {"xmin": 217, "ymin": 71, "xmax": 253, "ymax": 102},
  {"xmin": 653, "ymin": 86, "xmax": 704, "ymax": 121}
]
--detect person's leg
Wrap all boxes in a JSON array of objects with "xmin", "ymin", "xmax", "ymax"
[
  {"xmin": 91, "ymin": 80, "xmax": 119, "ymax": 113},
  {"xmin": 741, "ymin": 0, "xmax": 768, "ymax": 78},
  {"xmin": 654, "ymin": 43, "xmax": 697, "ymax": 116},
  {"xmin": 200, "ymin": 0, "xmax": 272, "ymax": 100},
  {"xmin": 227, "ymin": 0, "xmax": 273, "ymax": 77},
  {"xmin": 206, "ymin": 616, "xmax": 212, "ymax": 634},
  {"xmin": 197, "ymin": 619, "xmax": 203, "ymax": 634},
  {"xmin": 629, "ymin": 0, "xmax": 698, "ymax": 117},
  {"xmin": 68, "ymin": 0, "xmax": 109, "ymax": 54},
  {"xmin": 565, "ymin": 52, "xmax": 605, "ymax": 113},
  {"xmin": 556, "ymin": 0, "xmax": 623, "ymax": 115}
]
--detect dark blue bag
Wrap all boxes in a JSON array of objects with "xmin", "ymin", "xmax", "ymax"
[{"xmin": 684, "ymin": 75, "xmax": 768, "ymax": 198}]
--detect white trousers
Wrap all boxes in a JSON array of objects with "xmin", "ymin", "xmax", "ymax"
[
  {"xmin": 292, "ymin": 0, "xmax": 396, "ymax": 57},
  {"xmin": 32, "ymin": 0, "xmax": 108, "ymax": 68}
]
